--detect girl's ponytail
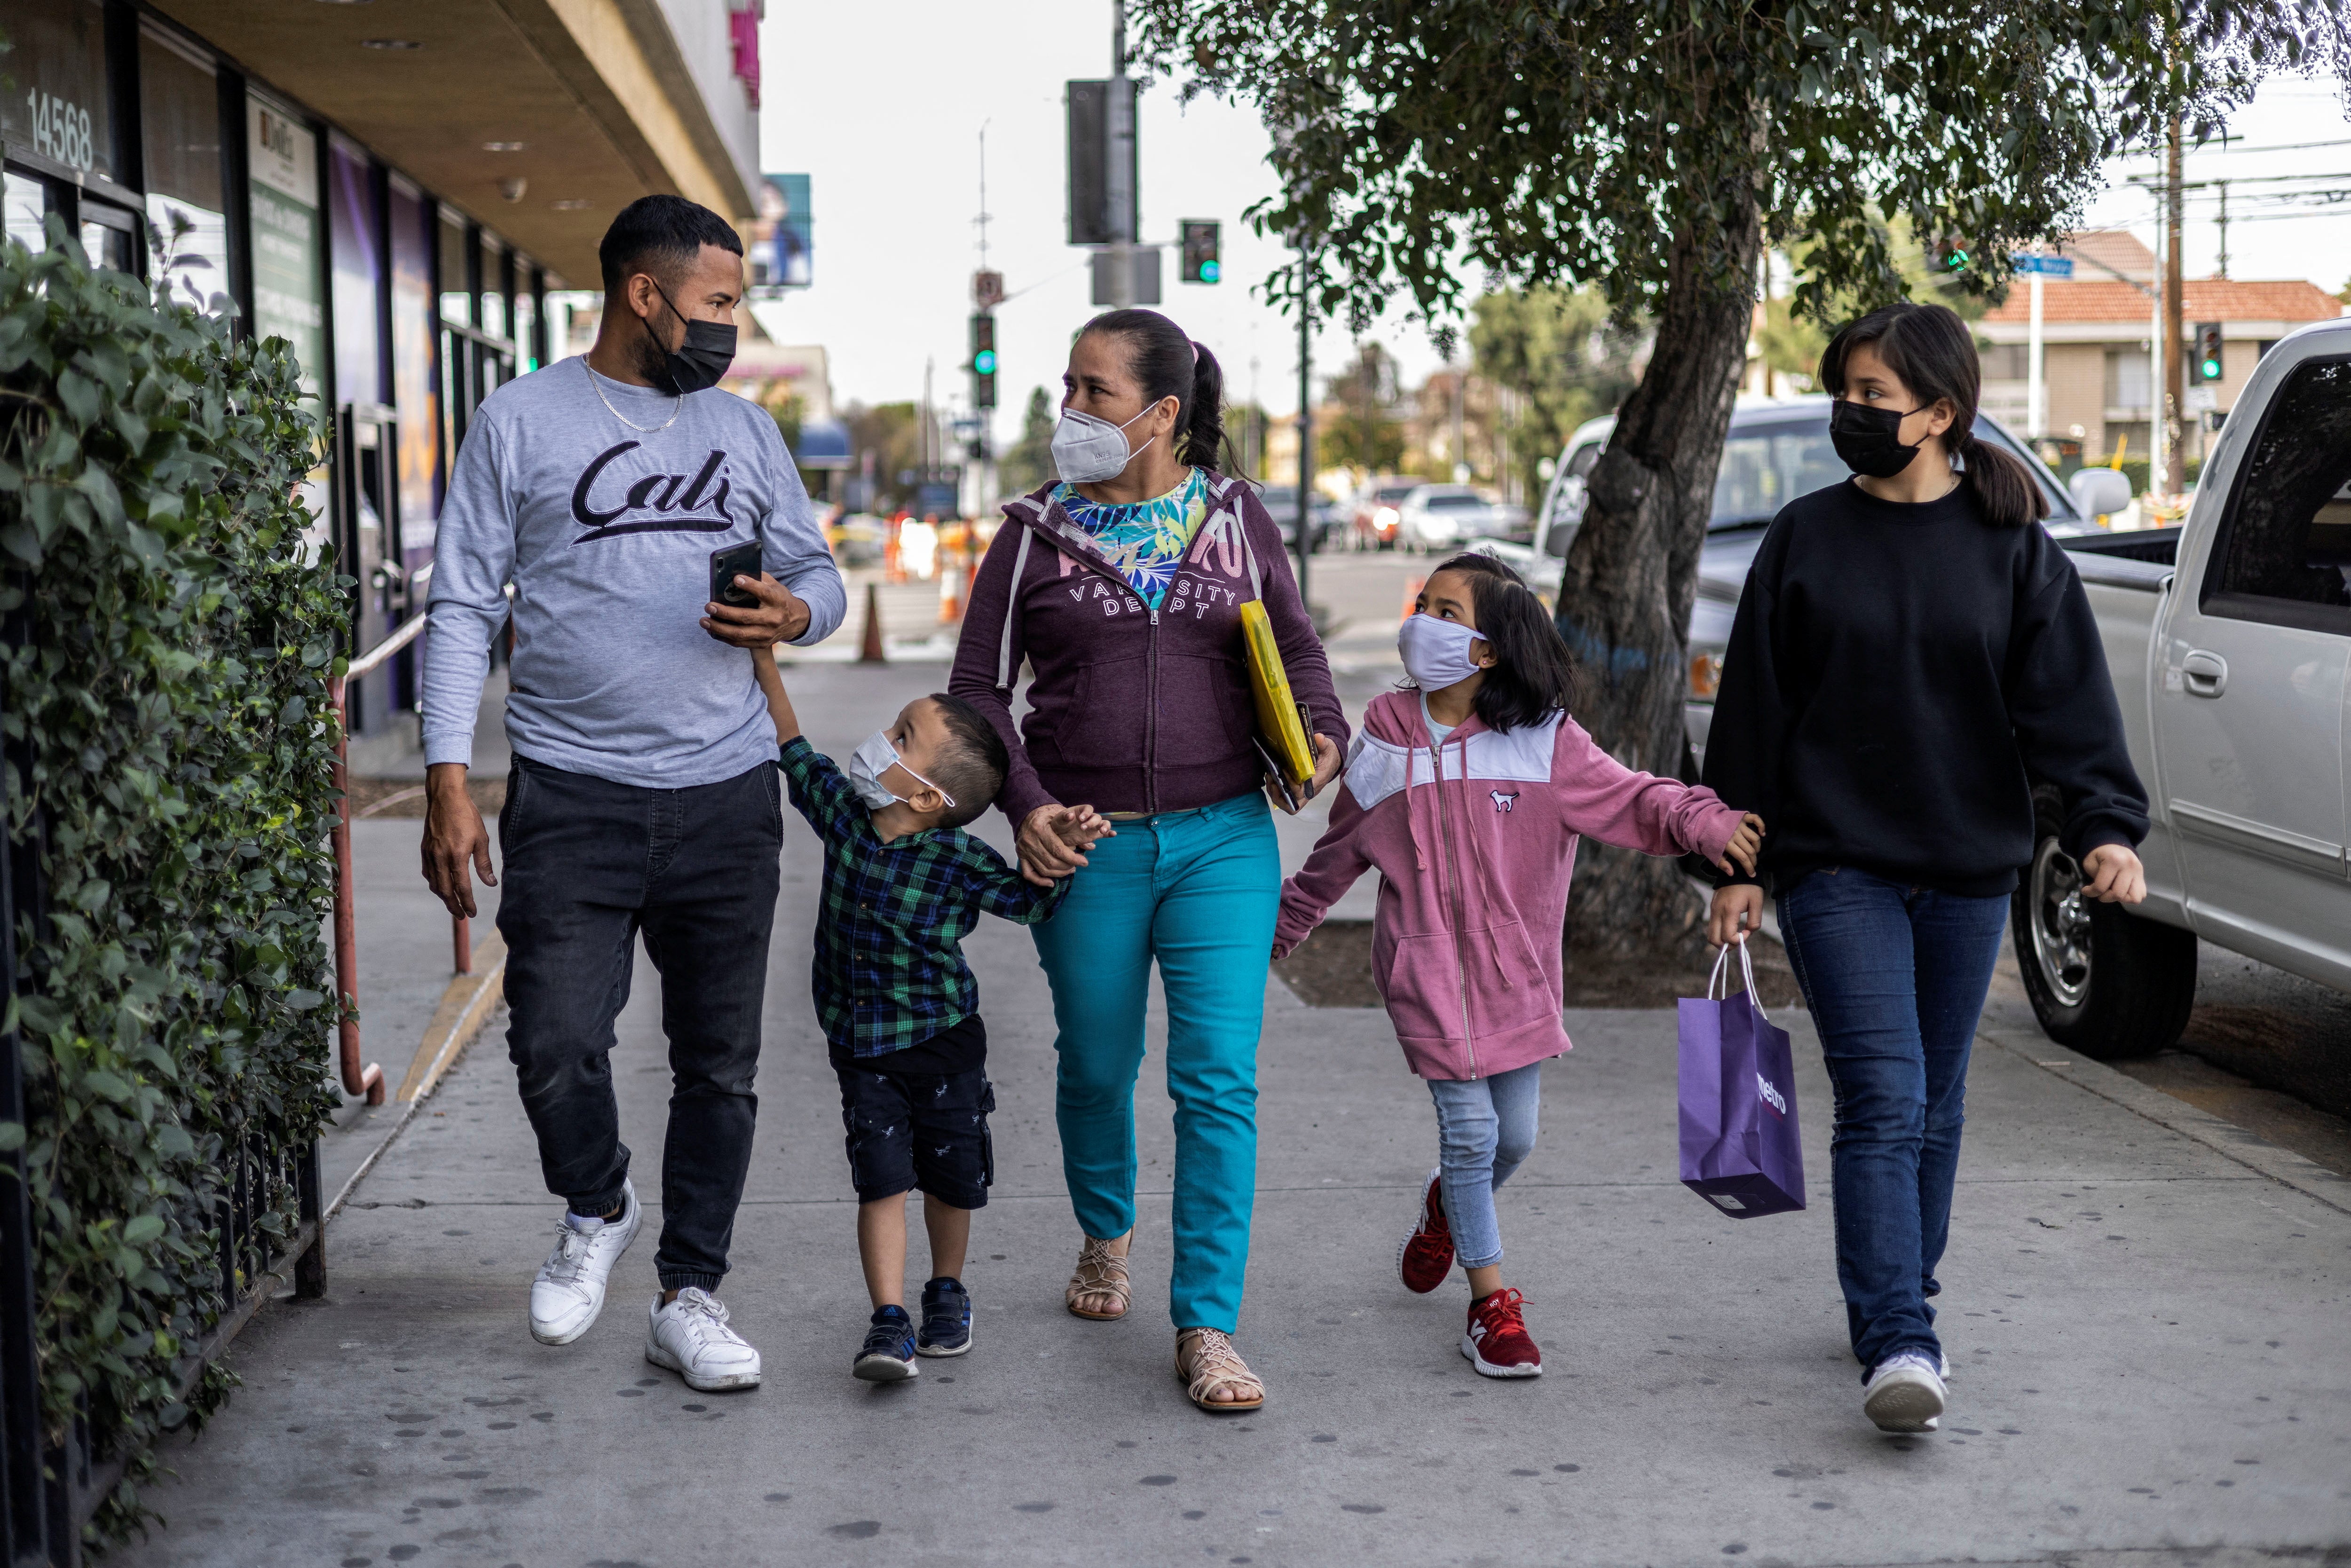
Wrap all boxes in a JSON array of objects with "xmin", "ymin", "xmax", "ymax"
[{"xmin": 1955, "ymin": 425, "xmax": 2046, "ymax": 531}]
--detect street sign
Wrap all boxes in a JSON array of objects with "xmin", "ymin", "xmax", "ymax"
[
  {"xmin": 2010, "ymin": 253, "xmax": 2075, "ymax": 276},
  {"xmin": 972, "ymin": 269, "xmax": 1004, "ymax": 307},
  {"xmin": 1066, "ymin": 79, "xmax": 1138, "ymax": 247}
]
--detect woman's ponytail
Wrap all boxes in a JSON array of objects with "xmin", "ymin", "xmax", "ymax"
[{"xmin": 1183, "ymin": 341, "xmax": 1229, "ymax": 473}]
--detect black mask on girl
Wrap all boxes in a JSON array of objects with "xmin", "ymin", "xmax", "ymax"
[
  {"xmin": 1829, "ymin": 397, "xmax": 1934, "ymax": 479},
  {"xmin": 641, "ymin": 277, "xmax": 738, "ymax": 394}
]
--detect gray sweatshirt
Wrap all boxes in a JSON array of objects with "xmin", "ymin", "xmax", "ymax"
[{"xmin": 422, "ymin": 358, "xmax": 845, "ymax": 788}]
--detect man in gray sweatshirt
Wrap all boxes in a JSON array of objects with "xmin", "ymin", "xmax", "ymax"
[{"xmin": 420, "ymin": 196, "xmax": 844, "ymax": 1392}]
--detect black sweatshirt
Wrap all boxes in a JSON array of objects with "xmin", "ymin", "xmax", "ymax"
[{"xmin": 1701, "ymin": 478, "xmax": 2149, "ymax": 898}]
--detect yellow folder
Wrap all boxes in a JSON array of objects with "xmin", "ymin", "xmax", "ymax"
[{"xmin": 1239, "ymin": 600, "xmax": 1315, "ymax": 786}]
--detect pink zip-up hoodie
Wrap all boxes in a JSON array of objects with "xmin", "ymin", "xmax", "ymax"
[{"xmin": 1275, "ymin": 690, "xmax": 1745, "ymax": 1081}]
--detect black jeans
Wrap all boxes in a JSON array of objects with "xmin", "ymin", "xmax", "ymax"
[{"xmin": 496, "ymin": 754, "xmax": 782, "ymax": 1291}]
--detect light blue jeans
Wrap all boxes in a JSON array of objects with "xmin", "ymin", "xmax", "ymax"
[
  {"xmin": 1031, "ymin": 792, "xmax": 1280, "ymax": 1333},
  {"xmin": 1427, "ymin": 1061, "xmax": 1544, "ymax": 1270}
]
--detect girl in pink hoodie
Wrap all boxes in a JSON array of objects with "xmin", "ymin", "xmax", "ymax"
[{"xmin": 1276, "ymin": 554, "xmax": 1763, "ymax": 1378}]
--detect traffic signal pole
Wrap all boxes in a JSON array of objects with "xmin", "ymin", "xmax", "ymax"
[
  {"xmin": 1295, "ymin": 249, "xmax": 1312, "ymax": 607},
  {"xmin": 1107, "ymin": 0, "xmax": 1135, "ymax": 310},
  {"xmin": 2162, "ymin": 112, "xmax": 2185, "ymax": 497}
]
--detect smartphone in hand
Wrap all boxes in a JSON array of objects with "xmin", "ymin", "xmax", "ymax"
[{"xmin": 709, "ymin": 540, "xmax": 762, "ymax": 609}]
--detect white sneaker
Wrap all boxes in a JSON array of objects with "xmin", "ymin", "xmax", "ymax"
[
  {"xmin": 646, "ymin": 1288, "xmax": 763, "ymax": 1391},
  {"xmin": 529, "ymin": 1179, "xmax": 640, "ymax": 1346},
  {"xmin": 1862, "ymin": 1350, "xmax": 1947, "ymax": 1433}
]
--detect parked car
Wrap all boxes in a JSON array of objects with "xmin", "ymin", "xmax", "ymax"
[
  {"xmin": 1253, "ymin": 482, "xmax": 1341, "ymax": 552},
  {"xmin": 1396, "ymin": 485, "xmax": 1531, "ymax": 552},
  {"xmin": 1532, "ymin": 395, "xmax": 2108, "ymax": 766},
  {"xmin": 1350, "ymin": 477, "xmax": 1426, "ymax": 550},
  {"xmin": 2012, "ymin": 316, "xmax": 2351, "ymax": 1058}
]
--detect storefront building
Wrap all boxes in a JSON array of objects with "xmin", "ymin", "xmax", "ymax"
[{"xmin": 0, "ymin": 0, "xmax": 762, "ymax": 739}]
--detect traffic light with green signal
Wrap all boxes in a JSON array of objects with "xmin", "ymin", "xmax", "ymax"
[
  {"xmin": 2193, "ymin": 323, "xmax": 2223, "ymax": 384},
  {"xmin": 970, "ymin": 312, "xmax": 997, "ymax": 410},
  {"xmin": 1937, "ymin": 240, "xmax": 1971, "ymax": 275},
  {"xmin": 1180, "ymin": 220, "xmax": 1221, "ymax": 284}
]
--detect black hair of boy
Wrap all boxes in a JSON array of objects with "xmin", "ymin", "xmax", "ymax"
[
  {"xmin": 925, "ymin": 693, "xmax": 1010, "ymax": 829},
  {"xmin": 1429, "ymin": 553, "xmax": 1582, "ymax": 732}
]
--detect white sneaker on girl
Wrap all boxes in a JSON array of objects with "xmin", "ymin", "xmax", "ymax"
[{"xmin": 1862, "ymin": 1351, "xmax": 1946, "ymax": 1433}]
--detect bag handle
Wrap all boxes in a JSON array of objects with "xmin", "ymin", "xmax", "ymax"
[{"xmin": 1705, "ymin": 938, "xmax": 1771, "ymax": 1021}]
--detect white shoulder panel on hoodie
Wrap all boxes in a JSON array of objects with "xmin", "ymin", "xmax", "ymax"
[{"xmin": 1345, "ymin": 712, "xmax": 1563, "ymax": 813}]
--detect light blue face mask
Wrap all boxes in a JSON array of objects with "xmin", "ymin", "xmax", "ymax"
[
  {"xmin": 1397, "ymin": 612, "xmax": 1486, "ymax": 691},
  {"xmin": 845, "ymin": 729, "xmax": 955, "ymax": 811}
]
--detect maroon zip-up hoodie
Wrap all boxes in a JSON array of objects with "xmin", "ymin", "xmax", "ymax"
[{"xmin": 948, "ymin": 473, "xmax": 1347, "ymax": 825}]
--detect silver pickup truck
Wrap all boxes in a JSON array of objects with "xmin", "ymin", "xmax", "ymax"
[{"xmin": 2019, "ymin": 315, "xmax": 2351, "ymax": 1059}]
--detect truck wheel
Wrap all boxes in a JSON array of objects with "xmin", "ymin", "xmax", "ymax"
[{"xmin": 2009, "ymin": 827, "xmax": 2196, "ymax": 1061}]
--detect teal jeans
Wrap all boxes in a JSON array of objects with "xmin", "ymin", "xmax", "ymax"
[{"xmin": 1032, "ymin": 791, "xmax": 1280, "ymax": 1333}]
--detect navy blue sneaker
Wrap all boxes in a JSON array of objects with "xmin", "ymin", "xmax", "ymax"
[
  {"xmin": 853, "ymin": 1305, "xmax": 918, "ymax": 1382},
  {"xmin": 917, "ymin": 1276, "xmax": 973, "ymax": 1358}
]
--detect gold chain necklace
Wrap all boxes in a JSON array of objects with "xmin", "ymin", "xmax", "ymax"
[{"xmin": 585, "ymin": 359, "xmax": 682, "ymax": 433}]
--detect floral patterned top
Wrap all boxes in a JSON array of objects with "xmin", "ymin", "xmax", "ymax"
[{"xmin": 1052, "ymin": 468, "xmax": 1210, "ymax": 610}]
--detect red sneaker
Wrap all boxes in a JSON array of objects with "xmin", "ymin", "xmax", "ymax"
[
  {"xmin": 1462, "ymin": 1287, "xmax": 1542, "ymax": 1378},
  {"xmin": 1397, "ymin": 1168, "xmax": 1453, "ymax": 1293}
]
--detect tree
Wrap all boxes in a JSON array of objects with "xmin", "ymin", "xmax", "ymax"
[
  {"xmin": 1140, "ymin": 0, "xmax": 2351, "ymax": 961},
  {"xmin": 999, "ymin": 385, "xmax": 1057, "ymax": 496},
  {"xmin": 842, "ymin": 400, "xmax": 923, "ymax": 512},
  {"xmin": 1469, "ymin": 286, "xmax": 1645, "ymax": 501},
  {"xmin": 1321, "ymin": 341, "xmax": 1406, "ymax": 479}
]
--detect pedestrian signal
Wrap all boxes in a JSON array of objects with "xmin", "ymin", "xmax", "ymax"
[
  {"xmin": 2193, "ymin": 323, "xmax": 2223, "ymax": 384},
  {"xmin": 1180, "ymin": 220, "xmax": 1222, "ymax": 284},
  {"xmin": 969, "ymin": 312, "xmax": 998, "ymax": 410}
]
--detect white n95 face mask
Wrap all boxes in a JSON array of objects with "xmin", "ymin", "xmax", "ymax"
[
  {"xmin": 845, "ymin": 730, "xmax": 955, "ymax": 811},
  {"xmin": 1397, "ymin": 613, "xmax": 1487, "ymax": 692},
  {"xmin": 1050, "ymin": 404, "xmax": 1156, "ymax": 485}
]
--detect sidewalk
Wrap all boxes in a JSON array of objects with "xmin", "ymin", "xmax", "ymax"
[{"xmin": 118, "ymin": 662, "xmax": 2351, "ymax": 1567}]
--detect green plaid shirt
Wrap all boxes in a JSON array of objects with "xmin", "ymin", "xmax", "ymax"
[{"xmin": 780, "ymin": 738, "xmax": 1068, "ymax": 1057}]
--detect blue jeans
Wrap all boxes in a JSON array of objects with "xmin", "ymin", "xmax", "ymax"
[
  {"xmin": 1775, "ymin": 867, "xmax": 2008, "ymax": 1377},
  {"xmin": 1427, "ymin": 1062, "xmax": 1543, "ymax": 1270},
  {"xmin": 1031, "ymin": 792, "xmax": 1279, "ymax": 1333}
]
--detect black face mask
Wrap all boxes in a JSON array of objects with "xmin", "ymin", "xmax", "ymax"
[
  {"xmin": 1829, "ymin": 396, "xmax": 1933, "ymax": 479},
  {"xmin": 641, "ymin": 278, "xmax": 737, "ymax": 394}
]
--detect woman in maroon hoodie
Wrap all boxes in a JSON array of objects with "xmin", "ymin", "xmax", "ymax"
[{"xmin": 948, "ymin": 308, "xmax": 1345, "ymax": 1411}]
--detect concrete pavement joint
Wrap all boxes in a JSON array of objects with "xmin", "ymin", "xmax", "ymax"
[{"xmin": 1978, "ymin": 1022, "xmax": 2351, "ymax": 1216}]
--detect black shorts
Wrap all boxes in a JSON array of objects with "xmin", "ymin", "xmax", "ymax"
[{"xmin": 834, "ymin": 1059, "xmax": 994, "ymax": 1209}]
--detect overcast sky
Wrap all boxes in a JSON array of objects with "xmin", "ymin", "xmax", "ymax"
[{"xmin": 756, "ymin": 2, "xmax": 2351, "ymax": 432}]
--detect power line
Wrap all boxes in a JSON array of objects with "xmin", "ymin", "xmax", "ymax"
[{"xmin": 2117, "ymin": 135, "xmax": 2351, "ymax": 160}]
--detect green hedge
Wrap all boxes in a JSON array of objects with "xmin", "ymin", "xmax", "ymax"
[{"xmin": 0, "ymin": 222, "xmax": 345, "ymax": 1543}]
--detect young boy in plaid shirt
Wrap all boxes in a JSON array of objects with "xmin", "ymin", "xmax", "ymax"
[{"xmin": 750, "ymin": 646, "xmax": 1107, "ymax": 1381}]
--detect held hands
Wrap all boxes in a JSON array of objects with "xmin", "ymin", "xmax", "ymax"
[
  {"xmin": 1713, "ymin": 812, "xmax": 1766, "ymax": 877},
  {"xmin": 701, "ymin": 571, "xmax": 810, "ymax": 649},
  {"xmin": 1016, "ymin": 802, "xmax": 1117, "ymax": 888},
  {"xmin": 1264, "ymin": 733, "xmax": 1343, "ymax": 816},
  {"xmin": 2080, "ymin": 843, "xmax": 2147, "ymax": 905}
]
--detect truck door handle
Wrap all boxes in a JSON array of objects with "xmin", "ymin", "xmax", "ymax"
[{"xmin": 2182, "ymin": 650, "xmax": 2228, "ymax": 697}]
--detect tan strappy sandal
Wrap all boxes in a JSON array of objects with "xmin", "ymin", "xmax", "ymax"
[
  {"xmin": 1175, "ymin": 1327, "xmax": 1266, "ymax": 1413},
  {"xmin": 1064, "ymin": 1234, "xmax": 1132, "ymax": 1321}
]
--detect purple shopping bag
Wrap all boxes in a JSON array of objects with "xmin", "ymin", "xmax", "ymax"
[{"xmin": 1677, "ymin": 939, "xmax": 1805, "ymax": 1218}]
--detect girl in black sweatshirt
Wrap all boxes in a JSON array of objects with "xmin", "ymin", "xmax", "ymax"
[{"xmin": 1701, "ymin": 302, "xmax": 2150, "ymax": 1436}]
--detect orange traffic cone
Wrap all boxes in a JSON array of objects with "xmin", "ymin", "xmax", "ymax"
[
  {"xmin": 938, "ymin": 561, "xmax": 964, "ymax": 624},
  {"xmin": 1401, "ymin": 575, "xmax": 1425, "ymax": 621},
  {"xmin": 859, "ymin": 581, "xmax": 886, "ymax": 664}
]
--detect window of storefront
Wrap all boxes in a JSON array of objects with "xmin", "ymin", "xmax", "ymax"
[
  {"xmin": 388, "ymin": 176, "xmax": 440, "ymax": 550},
  {"xmin": 328, "ymin": 137, "xmax": 383, "ymax": 408},
  {"xmin": 0, "ymin": 0, "xmax": 142, "ymax": 271},
  {"xmin": 246, "ymin": 94, "xmax": 325, "ymax": 397},
  {"xmin": 139, "ymin": 26, "xmax": 227, "ymax": 308}
]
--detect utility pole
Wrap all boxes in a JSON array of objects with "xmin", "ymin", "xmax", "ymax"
[
  {"xmin": 1107, "ymin": 0, "xmax": 1135, "ymax": 310},
  {"xmin": 2215, "ymin": 180, "xmax": 2230, "ymax": 279},
  {"xmin": 2162, "ymin": 112, "xmax": 2185, "ymax": 497},
  {"xmin": 2027, "ymin": 263, "xmax": 2045, "ymax": 440},
  {"xmin": 1450, "ymin": 359, "xmax": 1466, "ymax": 482}
]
